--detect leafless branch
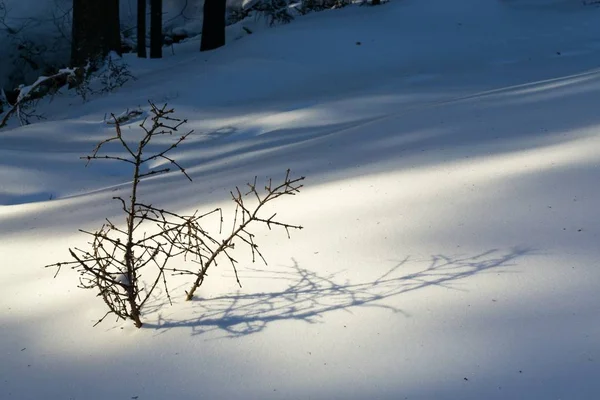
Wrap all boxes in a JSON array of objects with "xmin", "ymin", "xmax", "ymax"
[
  {"xmin": 179, "ymin": 170, "xmax": 304, "ymax": 300},
  {"xmin": 46, "ymin": 102, "xmax": 201, "ymax": 328},
  {"xmin": 45, "ymin": 103, "xmax": 305, "ymax": 329}
]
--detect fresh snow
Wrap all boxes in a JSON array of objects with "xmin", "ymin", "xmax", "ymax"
[{"xmin": 1, "ymin": 0, "xmax": 600, "ymax": 399}]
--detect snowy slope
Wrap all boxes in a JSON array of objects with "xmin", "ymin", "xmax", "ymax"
[{"xmin": 1, "ymin": 0, "xmax": 600, "ymax": 399}]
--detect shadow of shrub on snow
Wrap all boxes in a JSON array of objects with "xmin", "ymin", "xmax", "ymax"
[{"xmin": 146, "ymin": 247, "xmax": 530, "ymax": 338}]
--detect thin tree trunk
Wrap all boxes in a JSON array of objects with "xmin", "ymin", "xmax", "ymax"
[
  {"xmin": 137, "ymin": 0, "xmax": 147, "ymax": 58},
  {"xmin": 71, "ymin": 0, "xmax": 84, "ymax": 66},
  {"xmin": 71, "ymin": 0, "xmax": 122, "ymax": 67},
  {"xmin": 150, "ymin": 0, "xmax": 162, "ymax": 58},
  {"xmin": 107, "ymin": 0, "xmax": 122, "ymax": 56},
  {"xmin": 200, "ymin": 0, "xmax": 226, "ymax": 52}
]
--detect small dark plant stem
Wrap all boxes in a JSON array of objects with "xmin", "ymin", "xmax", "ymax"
[
  {"xmin": 185, "ymin": 218, "xmax": 250, "ymax": 300},
  {"xmin": 125, "ymin": 150, "xmax": 143, "ymax": 327}
]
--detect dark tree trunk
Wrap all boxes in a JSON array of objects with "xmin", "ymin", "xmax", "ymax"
[
  {"xmin": 137, "ymin": 0, "xmax": 147, "ymax": 58},
  {"xmin": 71, "ymin": 0, "xmax": 122, "ymax": 67},
  {"xmin": 107, "ymin": 0, "xmax": 122, "ymax": 55},
  {"xmin": 200, "ymin": 0, "xmax": 226, "ymax": 52},
  {"xmin": 150, "ymin": 0, "xmax": 162, "ymax": 58}
]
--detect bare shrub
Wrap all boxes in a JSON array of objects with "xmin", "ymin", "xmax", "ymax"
[
  {"xmin": 46, "ymin": 102, "xmax": 196, "ymax": 327},
  {"xmin": 74, "ymin": 54, "xmax": 136, "ymax": 102},
  {"xmin": 46, "ymin": 102, "xmax": 304, "ymax": 328},
  {"xmin": 253, "ymin": 0, "xmax": 295, "ymax": 26}
]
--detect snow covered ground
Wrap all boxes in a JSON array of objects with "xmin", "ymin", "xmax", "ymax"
[{"xmin": 1, "ymin": 0, "xmax": 600, "ymax": 399}]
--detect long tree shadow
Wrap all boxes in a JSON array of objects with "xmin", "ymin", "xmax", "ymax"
[{"xmin": 146, "ymin": 247, "xmax": 530, "ymax": 338}]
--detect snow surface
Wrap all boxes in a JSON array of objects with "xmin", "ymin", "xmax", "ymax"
[{"xmin": 1, "ymin": 0, "xmax": 600, "ymax": 399}]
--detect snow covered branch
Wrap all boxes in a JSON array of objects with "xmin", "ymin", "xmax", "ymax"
[{"xmin": 0, "ymin": 68, "xmax": 77, "ymax": 129}]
